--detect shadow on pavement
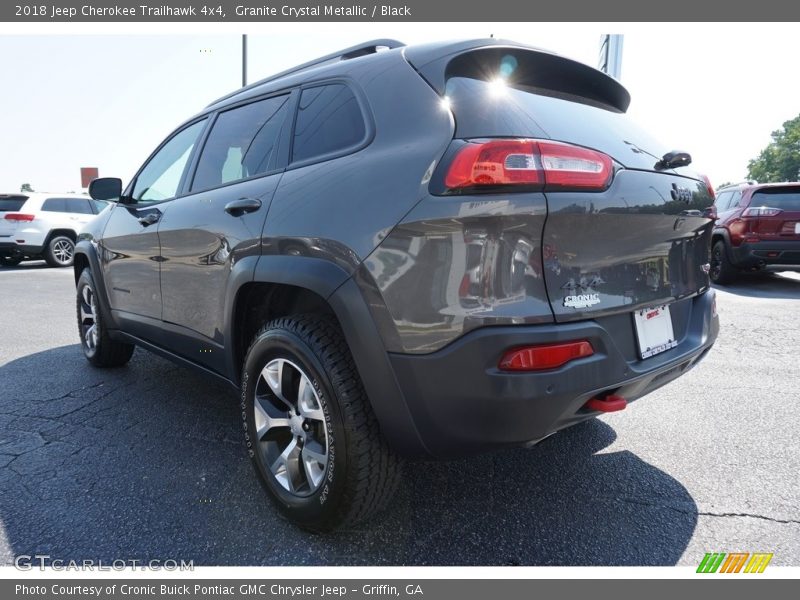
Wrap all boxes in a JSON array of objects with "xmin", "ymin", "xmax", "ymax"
[
  {"xmin": 0, "ymin": 344, "xmax": 697, "ymax": 566},
  {"xmin": 713, "ymin": 271, "xmax": 800, "ymax": 300},
  {"xmin": 0, "ymin": 260, "xmax": 52, "ymax": 272}
]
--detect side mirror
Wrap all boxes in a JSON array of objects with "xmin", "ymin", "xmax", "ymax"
[
  {"xmin": 702, "ymin": 206, "xmax": 717, "ymax": 220},
  {"xmin": 88, "ymin": 177, "xmax": 122, "ymax": 201}
]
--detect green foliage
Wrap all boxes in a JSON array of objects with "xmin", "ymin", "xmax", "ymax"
[
  {"xmin": 747, "ymin": 114, "xmax": 800, "ymax": 183},
  {"xmin": 20, "ymin": 183, "xmax": 34, "ymax": 192}
]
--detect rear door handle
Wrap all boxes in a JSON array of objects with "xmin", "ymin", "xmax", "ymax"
[
  {"xmin": 224, "ymin": 197, "xmax": 262, "ymax": 216},
  {"xmin": 137, "ymin": 212, "xmax": 160, "ymax": 226}
]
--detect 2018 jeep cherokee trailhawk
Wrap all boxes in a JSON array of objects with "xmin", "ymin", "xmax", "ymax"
[{"xmin": 75, "ymin": 38, "xmax": 720, "ymax": 531}]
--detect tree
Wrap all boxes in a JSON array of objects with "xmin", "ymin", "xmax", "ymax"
[
  {"xmin": 20, "ymin": 183, "xmax": 34, "ymax": 192},
  {"xmin": 747, "ymin": 114, "xmax": 800, "ymax": 182},
  {"xmin": 716, "ymin": 181, "xmax": 733, "ymax": 190}
]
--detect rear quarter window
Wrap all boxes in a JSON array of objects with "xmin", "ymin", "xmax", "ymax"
[
  {"xmin": 291, "ymin": 84, "xmax": 367, "ymax": 164},
  {"xmin": 66, "ymin": 199, "xmax": 94, "ymax": 214}
]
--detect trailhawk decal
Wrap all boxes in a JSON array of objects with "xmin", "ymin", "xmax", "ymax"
[{"xmin": 563, "ymin": 293, "xmax": 601, "ymax": 309}]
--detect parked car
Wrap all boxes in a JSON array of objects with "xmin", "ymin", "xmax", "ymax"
[
  {"xmin": 76, "ymin": 38, "xmax": 719, "ymax": 531},
  {"xmin": 709, "ymin": 181, "xmax": 800, "ymax": 284},
  {"xmin": 0, "ymin": 193, "xmax": 109, "ymax": 267}
]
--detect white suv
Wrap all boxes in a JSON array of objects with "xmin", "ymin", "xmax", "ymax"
[{"xmin": 0, "ymin": 193, "xmax": 109, "ymax": 267}]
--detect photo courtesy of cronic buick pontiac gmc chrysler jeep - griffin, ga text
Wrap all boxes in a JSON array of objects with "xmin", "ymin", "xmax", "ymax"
[{"xmin": 72, "ymin": 39, "xmax": 719, "ymax": 530}]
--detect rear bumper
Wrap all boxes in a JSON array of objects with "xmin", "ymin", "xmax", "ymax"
[
  {"xmin": 387, "ymin": 290, "xmax": 719, "ymax": 458},
  {"xmin": 730, "ymin": 240, "xmax": 800, "ymax": 269},
  {"xmin": 0, "ymin": 241, "xmax": 43, "ymax": 257}
]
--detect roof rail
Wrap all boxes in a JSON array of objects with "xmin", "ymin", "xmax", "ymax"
[
  {"xmin": 717, "ymin": 180, "xmax": 756, "ymax": 190},
  {"xmin": 207, "ymin": 39, "xmax": 405, "ymax": 108}
]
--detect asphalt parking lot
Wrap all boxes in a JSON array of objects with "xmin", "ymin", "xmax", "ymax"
[{"xmin": 1, "ymin": 262, "xmax": 798, "ymax": 566}]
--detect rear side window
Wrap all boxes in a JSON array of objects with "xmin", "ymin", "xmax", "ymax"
[
  {"xmin": 751, "ymin": 189, "xmax": 800, "ymax": 210},
  {"xmin": 191, "ymin": 94, "xmax": 291, "ymax": 192},
  {"xmin": 42, "ymin": 198, "xmax": 93, "ymax": 214},
  {"xmin": 292, "ymin": 84, "xmax": 366, "ymax": 163},
  {"xmin": 65, "ymin": 198, "xmax": 94, "ymax": 214},
  {"xmin": 715, "ymin": 191, "xmax": 733, "ymax": 211},
  {"xmin": 42, "ymin": 198, "xmax": 67, "ymax": 212},
  {"xmin": 0, "ymin": 196, "xmax": 27, "ymax": 212}
]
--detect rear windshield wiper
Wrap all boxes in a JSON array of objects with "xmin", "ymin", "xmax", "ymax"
[{"xmin": 655, "ymin": 150, "xmax": 692, "ymax": 170}]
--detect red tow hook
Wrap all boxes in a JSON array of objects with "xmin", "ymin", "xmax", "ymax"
[{"xmin": 584, "ymin": 394, "xmax": 627, "ymax": 413}]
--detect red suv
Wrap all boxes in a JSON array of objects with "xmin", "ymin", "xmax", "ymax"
[{"xmin": 710, "ymin": 182, "xmax": 800, "ymax": 284}]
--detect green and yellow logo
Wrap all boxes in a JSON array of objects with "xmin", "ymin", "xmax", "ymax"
[{"xmin": 697, "ymin": 552, "xmax": 773, "ymax": 573}]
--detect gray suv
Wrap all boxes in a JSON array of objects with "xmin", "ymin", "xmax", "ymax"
[{"xmin": 77, "ymin": 38, "xmax": 719, "ymax": 530}]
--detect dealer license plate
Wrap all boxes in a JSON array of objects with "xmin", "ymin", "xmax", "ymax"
[{"xmin": 633, "ymin": 305, "xmax": 677, "ymax": 359}]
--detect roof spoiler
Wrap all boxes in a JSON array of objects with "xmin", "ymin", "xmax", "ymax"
[
  {"xmin": 405, "ymin": 40, "xmax": 631, "ymax": 113},
  {"xmin": 207, "ymin": 39, "xmax": 405, "ymax": 108}
]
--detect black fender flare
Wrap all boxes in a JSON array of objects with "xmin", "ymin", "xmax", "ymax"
[
  {"xmin": 711, "ymin": 227, "xmax": 731, "ymax": 246},
  {"xmin": 73, "ymin": 240, "xmax": 117, "ymax": 331},
  {"xmin": 328, "ymin": 277, "xmax": 430, "ymax": 457},
  {"xmin": 225, "ymin": 255, "xmax": 429, "ymax": 457},
  {"xmin": 711, "ymin": 227, "xmax": 738, "ymax": 264},
  {"xmin": 222, "ymin": 254, "xmax": 350, "ymax": 381}
]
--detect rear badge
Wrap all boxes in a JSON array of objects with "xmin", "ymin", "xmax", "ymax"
[
  {"xmin": 671, "ymin": 183, "xmax": 693, "ymax": 203},
  {"xmin": 563, "ymin": 293, "xmax": 601, "ymax": 309},
  {"xmin": 562, "ymin": 275, "xmax": 604, "ymax": 309}
]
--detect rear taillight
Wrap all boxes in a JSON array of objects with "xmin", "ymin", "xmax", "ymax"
[
  {"xmin": 538, "ymin": 141, "xmax": 613, "ymax": 189},
  {"xmin": 729, "ymin": 217, "xmax": 761, "ymax": 245},
  {"xmin": 443, "ymin": 139, "xmax": 613, "ymax": 193},
  {"xmin": 743, "ymin": 206, "xmax": 783, "ymax": 217},
  {"xmin": 702, "ymin": 175, "xmax": 715, "ymax": 200},
  {"xmin": 3, "ymin": 213, "xmax": 34, "ymax": 222},
  {"xmin": 445, "ymin": 139, "xmax": 542, "ymax": 188},
  {"xmin": 499, "ymin": 340, "xmax": 594, "ymax": 372}
]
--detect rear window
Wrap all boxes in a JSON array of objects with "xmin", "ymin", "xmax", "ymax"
[
  {"xmin": 751, "ymin": 189, "xmax": 800, "ymax": 210},
  {"xmin": 444, "ymin": 76, "xmax": 671, "ymax": 171},
  {"xmin": 0, "ymin": 196, "xmax": 28, "ymax": 212}
]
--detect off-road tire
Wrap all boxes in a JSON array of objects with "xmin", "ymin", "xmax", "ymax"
[
  {"xmin": 710, "ymin": 239, "xmax": 738, "ymax": 285},
  {"xmin": 76, "ymin": 268, "xmax": 135, "ymax": 367},
  {"xmin": 241, "ymin": 314, "xmax": 401, "ymax": 531}
]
